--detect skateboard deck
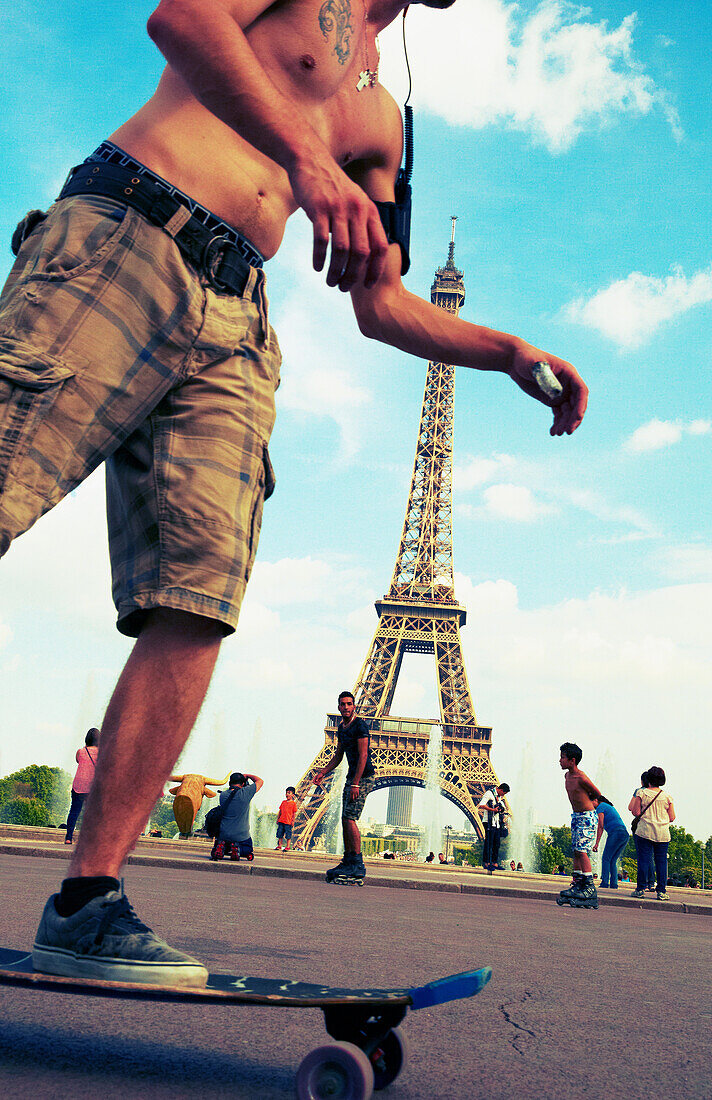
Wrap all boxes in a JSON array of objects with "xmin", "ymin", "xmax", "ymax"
[{"xmin": 0, "ymin": 947, "xmax": 491, "ymax": 1097}]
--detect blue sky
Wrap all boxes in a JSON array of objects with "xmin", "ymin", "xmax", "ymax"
[{"xmin": 0, "ymin": 2, "xmax": 710, "ymax": 843}]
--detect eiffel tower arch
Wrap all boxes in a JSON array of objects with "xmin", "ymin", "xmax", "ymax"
[{"xmin": 292, "ymin": 220, "xmax": 500, "ymax": 851}]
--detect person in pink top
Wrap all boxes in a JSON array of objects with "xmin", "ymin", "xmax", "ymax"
[{"xmin": 64, "ymin": 729, "xmax": 100, "ymax": 844}]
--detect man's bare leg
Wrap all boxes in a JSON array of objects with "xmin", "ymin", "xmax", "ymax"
[
  {"xmin": 343, "ymin": 818, "xmax": 362, "ymax": 856},
  {"xmin": 70, "ymin": 608, "xmax": 223, "ymax": 878},
  {"xmin": 33, "ymin": 609, "xmax": 222, "ymax": 985}
]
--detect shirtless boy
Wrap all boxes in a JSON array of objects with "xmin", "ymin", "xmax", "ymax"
[
  {"xmin": 0, "ymin": 0, "xmax": 588, "ymax": 987},
  {"xmin": 558, "ymin": 742, "xmax": 603, "ymax": 909}
]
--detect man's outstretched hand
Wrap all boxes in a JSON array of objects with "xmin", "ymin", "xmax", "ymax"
[
  {"xmin": 508, "ymin": 342, "xmax": 589, "ymax": 436},
  {"xmin": 290, "ymin": 157, "xmax": 389, "ymax": 292}
]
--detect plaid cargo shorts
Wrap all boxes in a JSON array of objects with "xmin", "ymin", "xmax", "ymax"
[{"xmin": 0, "ymin": 194, "xmax": 281, "ymax": 635}]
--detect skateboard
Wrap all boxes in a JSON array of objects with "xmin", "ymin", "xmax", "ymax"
[{"xmin": 0, "ymin": 947, "xmax": 491, "ymax": 1098}]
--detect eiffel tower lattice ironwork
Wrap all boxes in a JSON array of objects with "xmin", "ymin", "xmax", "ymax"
[{"xmin": 292, "ymin": 219, "xmax": 500, "ymax": 850}]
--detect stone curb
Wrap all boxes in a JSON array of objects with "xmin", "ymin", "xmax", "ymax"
[{"xmin": 2, "ymin": 841, "xmax": 710, "ymax": 915}]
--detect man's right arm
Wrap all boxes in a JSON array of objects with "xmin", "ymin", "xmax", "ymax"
[
  {"xmin": 146, "ymin": 0, "xmax": 387, "ymax": 287},
  {"xmin": 313, "ymin": 745, "xmax": 344, "ymax": 785}
]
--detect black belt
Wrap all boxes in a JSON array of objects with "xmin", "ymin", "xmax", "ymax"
[{"xmin": 58, "ymin": 161, "xmax": 260, "ymax": 296}]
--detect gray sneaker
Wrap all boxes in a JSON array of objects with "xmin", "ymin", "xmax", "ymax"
[{"xmin": 33, "ymin": 890, "xmax": 208, "ymax": 988}]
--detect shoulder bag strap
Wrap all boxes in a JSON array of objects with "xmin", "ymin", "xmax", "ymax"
[
  {"xmin": 85, "ymin": 747, "xmax": 96, "ymax": 767},
  {"xmin": 634, "ymin": 788, "xmax": 662, "ymax": 826}
]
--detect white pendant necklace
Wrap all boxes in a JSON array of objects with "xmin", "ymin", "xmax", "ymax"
[{"xmin": 357, "ymin": 4, "xmax": 379, "ymax": 91}]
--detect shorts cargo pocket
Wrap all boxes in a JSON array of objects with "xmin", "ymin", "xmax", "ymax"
[
  {"xmin": 245, "ymin": 445, "xmax": 273, "ymax": 581},
  {"xmin": 0, "ymin": 350, "xmax": 75, "ymax": 493},
  {"xmin": 263, "ymin": 443, "xmax": 276, "ymax": 501}
]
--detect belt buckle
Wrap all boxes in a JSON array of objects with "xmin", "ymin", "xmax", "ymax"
[{"xmin": 203, "ymin": 235, "xmax": 230, "ymax": 291}]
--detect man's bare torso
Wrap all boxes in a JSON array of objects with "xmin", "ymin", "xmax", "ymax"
[{"xmin": 111, "ymin": 0, "xmax": 401, "ymax": 257}]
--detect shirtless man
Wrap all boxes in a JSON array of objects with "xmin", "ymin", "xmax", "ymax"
[
  {"xmin": 1, "ymin": 0, "xmax": 588, "ymax": 988},
  {"xmin": 558, "ymin": 742, "xmax": 603, "ymax": 908}
]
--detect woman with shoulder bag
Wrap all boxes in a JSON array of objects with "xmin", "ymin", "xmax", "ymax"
[
  {"xmin": 64, "ymin": 728, "xmax": 100, "ymax": 844},
  {"xmin": 628, "ymin": 766, "xmax": 675, "ymax": 900}
]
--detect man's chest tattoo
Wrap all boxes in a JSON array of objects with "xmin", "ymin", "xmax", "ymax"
[{"xmin": 318, "ymin": 0, "xmax": 354, "ymax": 65}]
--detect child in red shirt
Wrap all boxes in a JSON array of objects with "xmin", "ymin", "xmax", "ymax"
[{"xmin": 275, "ymin": 787, "xmax": 298, "ymax": 852}]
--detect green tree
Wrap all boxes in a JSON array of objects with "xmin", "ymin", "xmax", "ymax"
[
  {"xmin": 548, "ymin": 825, "xmax": 573, "ymax": 858},
  {"xmin": 532, "ymin": 833, "xmax": 568, "ymax": 874},
  {"xmin": 666, "ymin": 825, "xmax": 704, "ymax": 885},
  {"xmin": 148, "ymin": 798, "xmax": 179, "ymax": 837},
  {"xmin": 0, "ymin": 797, "xmax": 52, "ymax": 826},
  {"xmin": 0, "ymin": 765, "xmax": 72, "ymax": 825},
  {"xmin": 620, "ymin": 857, "xmax": 637, "ymax": 883},
  {"xmin": 452, "ymin": 839, "xmax": 483, "ymax": 867}
]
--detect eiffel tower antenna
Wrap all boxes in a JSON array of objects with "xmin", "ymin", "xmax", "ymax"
[{"xmin": 292, "ymin": 222, "xmax": 500, "ymax": 849}]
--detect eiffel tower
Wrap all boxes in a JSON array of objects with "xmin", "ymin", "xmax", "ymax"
[{"xmin": 292, "ymin": 219, "xmax": 500, "ymax": 850}]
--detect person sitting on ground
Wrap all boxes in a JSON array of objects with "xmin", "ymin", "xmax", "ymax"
[
  {"xmin": 509, "ymin": 860, "xmax": 516, "ymax": 871},
  {"xmin": 64, "ymin": 729, "xmax": 100, "ymax": 845},
  {"xmin": 516, "ymin": 862, "xmax": 524, "ymax": 871},
  {"xmin": 211, "ymin": 772, "xmax": 263, "ymax": 862},
  {"xmin": 425, "ymin": 851, "xmax": 435, "ymax": 863},
  {"xmin": 275, "ymin": 786, "xmax": 298, "ymax": 851}
]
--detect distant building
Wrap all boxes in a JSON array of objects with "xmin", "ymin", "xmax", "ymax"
[{"xmin": 386, "ymin": 786, "xmax": 414, "ymax": 828}]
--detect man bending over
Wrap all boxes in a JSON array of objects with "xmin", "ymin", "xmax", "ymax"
[{"xmin": 1, "ymin": 0, "xmax": 588, "ymax": 987}]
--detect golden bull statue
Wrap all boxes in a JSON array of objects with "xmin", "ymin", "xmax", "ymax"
[{"xmin": 169, "ymin": 773, "xmax": 229, "ymax": 837}]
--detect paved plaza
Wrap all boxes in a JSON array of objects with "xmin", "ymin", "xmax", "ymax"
[{"xmin": 0, "ymin": 844, "xmax": 710, "ymax": 1099}]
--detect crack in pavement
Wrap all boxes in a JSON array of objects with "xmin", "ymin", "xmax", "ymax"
[{"xmin": 499, "ymin": 990, "xmax": 537, "ymax": 1055}]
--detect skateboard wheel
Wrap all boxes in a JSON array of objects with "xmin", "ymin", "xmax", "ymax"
[
  {"xmin": 296, "ymin": 1041, "xmax": 374, "ymax": 1100},
  {"xmin": 371, "ymin": 1025, "xmax": 408, "ymax": 1091}
]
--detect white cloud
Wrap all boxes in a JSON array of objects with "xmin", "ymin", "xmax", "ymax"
[
  {"xmin": 455, "ymin": 578, "xmax": 712, "ymax": 839},
  {"xmin": 455, "ymin": 457, "xmax": 657, "ymax": 540},
  {"xmin": 270, "ymin": 218, "xmax": 373, "ymax": 461},
  {"xmin": 483, "ymin": 483, "xmax": 557, "ymax": 521},
  {"xmin": 453, "ymin": 453, "xmax": 516, "ymax": 492},
  {"xmin": 565, "ymin": 264, "xmax": 712, "ymax": 348},
  {"xmin": 379, "ymin": 0, "xmax": 678, "ymax": 152},
  {"xmin": 562, "ymin": 487, "xmax": 656, "ymax": 538},
  {"xmin": 248, "ymin": 556, "xmax": 368, "ymax": 608},
  {"xmin": 625, "ymin": 419, "xmax": 682, "ymax": 452},
  {"xmin": 0, "ymin": 470, "xmax": 118, "ymax": 632},
  {"xmin": 654, "ymin": 544, "xmax": 712, "ymax": 583},
  {"xmin": 624, "ymin": 417, "xmax": 712, "ymax": 453}
]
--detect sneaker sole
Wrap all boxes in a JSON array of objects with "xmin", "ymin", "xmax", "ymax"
[{"xmin": 32, "ymin": 944, "xmax": 209, "ymax": 988}]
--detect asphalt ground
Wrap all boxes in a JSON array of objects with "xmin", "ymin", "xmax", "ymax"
[{"xmin": 0, "ymin": 852, "xmax": 710, "ymax": 1099}]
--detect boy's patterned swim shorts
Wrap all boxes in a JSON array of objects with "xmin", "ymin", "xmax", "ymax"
[{"xmin": 571, "ymin": 809, "xmax": 597, "ymax": 853}]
